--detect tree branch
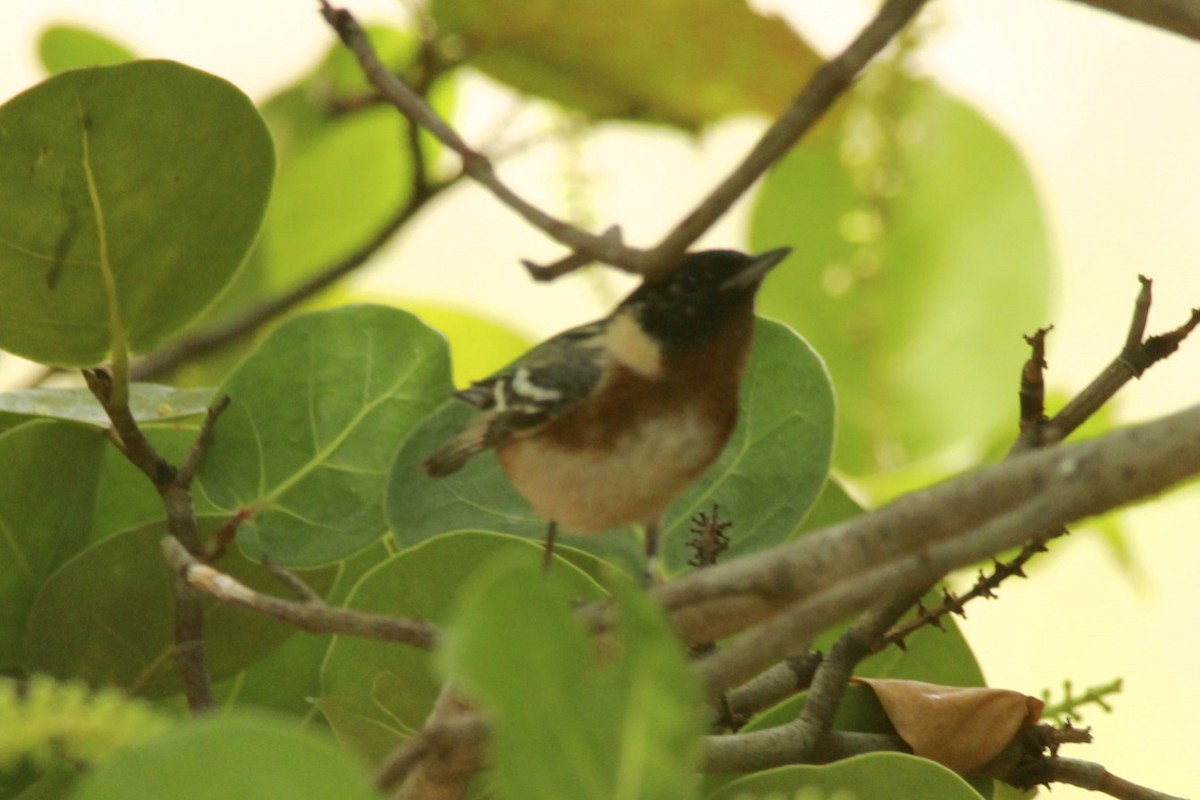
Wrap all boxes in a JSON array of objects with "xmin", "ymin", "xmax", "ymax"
[
  {"xmin": 161, "ymin": 537, "xmax": 439, "ymax": 649},
  {"xmin": 1062, "ymin": 0, "xmax": 1200, "ymax": 42},
  {"xmin": 318, "ymin": 0, "xmax": 931, "ymax": 280},
  {"xmin": 83, "ymin": 369, "xmax": 228, "ymax": 712},
  {"xmin": 1016, "ymin": 278, "xmax": 1200, "ymax": 451},
  {"xmin": 1038, "ymin": 757, "xmax": 1187, "ymax": 800},
  {"xmin": 636, "ymin": 0, "xmax": 932, "ymax": 281},
  {"xmin": 597, "ymin": 399, "xmax": 1200, "ymax": 688},
  {"xmin": 386, "ymin": 685, "xmax": 486, "ymax": 800}
]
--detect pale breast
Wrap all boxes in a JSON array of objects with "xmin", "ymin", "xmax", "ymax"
[{"xmin": 497, "ymin": 403, "xmax": 728, "ymax": 533}]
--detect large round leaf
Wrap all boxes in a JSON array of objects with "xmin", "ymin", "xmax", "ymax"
[
  {"xmin": 751, "ymin": 81, "xmax": 1051, "ymax": 474},
  {"xmin": 24, "ymin": 517, "xmax": 337, "ymax": 698},
  {"xmin": 0, "ymin": 420, "xmax": 104, "ymax": 669},
  {"xmin": 318, "ymin": 531, "xmax": 606, "ymax": 762},
  {"xmin": 430, "ymin": 0, "xmax": 820, "ymax": 128},
  {"xmin": 0, "ymin": 60, "xmax": 273, "ymax": 366},
  {"xmin": 198, "ymin": 305, "xmax": 451, "ymax": 566},
  {"xmin": 69, "ymin": 712, "xmax": 377, "ymax": 800},
  {"xmin": 441, "ymin": 555, "xmax": 705, "ymax": 800}
]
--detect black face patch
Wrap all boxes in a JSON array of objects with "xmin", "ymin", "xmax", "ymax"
[{"xmin": 622, "ymin": 251, "xmax": 765, "ymax": 354}]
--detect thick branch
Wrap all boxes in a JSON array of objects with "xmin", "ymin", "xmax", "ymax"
[
  {"xmin": 388, "ymin": 685, "xmax": 486, "ymax": 800},
  {"xmin": 579, "ymin": 402, "xmax": 1200, "ymax": 680}
]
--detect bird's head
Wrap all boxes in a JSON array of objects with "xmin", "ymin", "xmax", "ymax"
[{"xmin": 619, "ymin": 248, "xmax": 791, "ymax": 355}]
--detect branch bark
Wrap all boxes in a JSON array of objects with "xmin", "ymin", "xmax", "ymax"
[
  {"xmin": 611, "ymin": 400, "xmax": 1200, "ymax": 687},
  {"xmin": 84, "ymin": 370, "xmax": 226, "ymax": 712},
  {"xmin": 162, "ymin": 538, "xmax": 439, "ymax": 649},
  {"xmin": 318, "ymin": 0, "xmax": 932, "ymax": 280},
  {"xmin": 1063, "ymin": 0, "xmax": 1200, "ymax": 41}
]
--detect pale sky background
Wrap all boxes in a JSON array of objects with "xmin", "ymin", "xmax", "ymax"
[{"xmin": 3, "ymin": 2, "xmax": 1199, "ymax": 798}]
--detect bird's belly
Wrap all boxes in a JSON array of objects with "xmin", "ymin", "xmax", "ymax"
[{"xmin": 497, "ymin": 408, "xmax": 726, "ymax": 533}]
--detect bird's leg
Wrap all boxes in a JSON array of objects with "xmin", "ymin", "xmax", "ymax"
[
  {"xmin": 642, "ymin": 519, "xmax": 661, "ymax": 585},
  {"xmin": 542, "ymin": 520, "xmax": 559, "ymax": 572}
]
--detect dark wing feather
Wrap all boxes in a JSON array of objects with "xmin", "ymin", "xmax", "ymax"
[{"xmin": 423, "ymin": 321, "xmax": 607, "ymax": 476}]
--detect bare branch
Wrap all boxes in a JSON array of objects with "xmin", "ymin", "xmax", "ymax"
[
  {"xmin": 1017, "ymin": 280, "xmax": 1200, "ymax": 451},
  {"xmin": 318, "ymin": 0, "xmax": 931, "ymax": 280},
  {"xmin": 83, "ymin": 369, "xmax": 222, "ymax": 712},
  {"xmin": 1040, "ymin": 756, "xmax": 1188, "ymax": 800},
  {"xmin": 579, "ymin": 401, "xmax": 1200, "ymax": 688},
  {"xmin": 385, "ymin": 685, "xmax": 487, "ymax": 800},
  {"xmin": 1062, "ymin": 0, "xmax": 1200, "ymax": 42},
  {"xmin": 721, "ymin": 652, "xmax": 823, "ymax": 728},
  {"xmin": 317, "ymin": 0, "xmax": 643, "ymax": 271},
  {"xmin": 639, "ymin": 0, "xmax": 932, "ymax": 280},
  {"xmin": 162, "ymin": 537, "xmax": 439, "ymax": 649}
]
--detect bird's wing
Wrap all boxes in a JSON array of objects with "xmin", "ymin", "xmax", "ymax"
[
  {"xmin": 424, "ymin": 321, "xmax": 607, "ymax": 476},
  {"xmin": 455, "ymin": 320, "xmax": 606, "ymax": 418}
]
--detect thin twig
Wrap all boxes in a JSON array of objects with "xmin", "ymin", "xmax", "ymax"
[
  {"xmin": 1017, "ymin": 325, "xmax": 1053, "ymax": 443},
  {"xmin": 1039, "ymin": 757, "xmax": 1187, "ymax": 800},
  {"xmin": 318, "ymin": 0, "xmax": 932, "ymax": 280},
  {"xmin": 178, "ymin": 395, "xmax": 230, "ymax": 486},
  {"xmin": 131, "ymin": 183, "xmax": 441, "ymax": 381},
  {"xmin": 876, "ymin": 536, "xmax": 1054, "ymax": 650},
  {"xmin": 1015, "ymin": 279, "xmax": 1200, "ymax": 451},
  {"xmin": 162, "ymin": 537, "xmax": 439, "ymax": 648},
  {"xmin": 318, "ymin": 0, "xmax": 639, "ymax": 271},
  {"xmin": 636, "ymin": 0, "xmax": 933, "ymax": 281}
]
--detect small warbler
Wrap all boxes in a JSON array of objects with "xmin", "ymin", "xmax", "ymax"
[{"xmin": 424, "ymin": 247, "xmax": 790, "ymax": 575}]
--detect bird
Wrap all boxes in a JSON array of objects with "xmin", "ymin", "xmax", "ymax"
[{"xmin": 423, "ymin": 247, "xmax": 791, "ymax": 578}]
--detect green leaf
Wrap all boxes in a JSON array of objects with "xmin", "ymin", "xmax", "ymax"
[
  {"xmin": 37, "ymin": 25, "xmax": 136, "ymax": 75},
  {"xmin": 212, "ymin": 539, "xmax": 399, "ymax": 717},
  {"xmin": 703, "ymin": 752, "xmax": 984, "ymax": 800},
  {"xmin": 193, "ymin": 26, "xmax": 451, "ymax": 339},
  {"xmin": 750, "ymin": 81, "xmax": 1051, "ymax": 473},
  {"xmin": 388, "ymin": 318, "xmax": 834, "ymax": 576},
  {"xmin": 24, "ymin": 518, "xmax": 336, "ymax": 697},
  {"xmin": 318, "ymin": 531, "xmax": 606, "ymax": 762},
  {"xmin": 0, "ymin": 60, "xmax": 273, "ymax": 367},
  {"xmin": 0, "ymin": 385, "xmax": 210, "ymax": 430},
  {"xmin": 441, "ymin": 555, "xmax": 705, "ymax": 800},
  {"xmin": 197, "ymin": 305, "xmax": 451, "ymax": 566},
  {"xmin": 790, "ymin": 477, "xmax": 865, "ymax": 539},
  {"xmin": 0, "ymin": 421, "xmax": 104, "ymax": 670},
  {"xmin": 430, "ymin": 0, "xmax": 820, "ymax": 128},
  {"xmin": 67, "ymin": 711, "xmax": 377, "ymax": 800},
  {"xmin": 255, "ymin": 107, "xmax": 411, "ymax": 294}
]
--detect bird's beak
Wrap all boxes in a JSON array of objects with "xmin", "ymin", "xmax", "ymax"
[{"xmin": 722, "ymin": 247, "xmax": 791, "ymax": 290}]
